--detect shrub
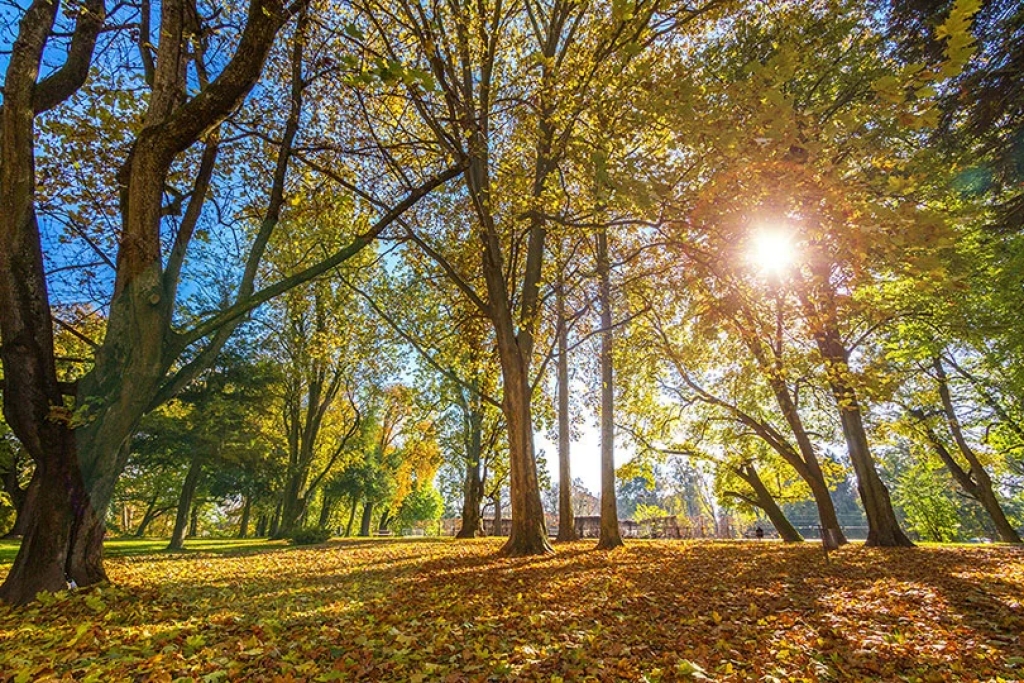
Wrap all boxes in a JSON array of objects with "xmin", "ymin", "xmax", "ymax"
[{"xmin": 290, "ymin": 526, "xmax": 332, "ymax": 545}]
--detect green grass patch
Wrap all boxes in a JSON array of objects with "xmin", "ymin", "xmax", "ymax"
[{"xmin": 0, "ymin": 536, "xmax": 294, "ymax": 565}]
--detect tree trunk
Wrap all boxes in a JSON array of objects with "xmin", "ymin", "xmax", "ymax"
[
  {"xmin": 932, "ymin": 358, "xmax": 1021, "ymax": 543},
  {"xmin": 269, "ymin": 499, "xmax": 282, "ymax": 539},
  {"xmin": 764, "ymin": 377, "xmax": 846, "ymax": 548},
  {"xmin": 0, "ymin": 0, "xmax": 107, "ymax": 605},
  {"xmin": 134, "ymin": 493, "xmax": 161, "ymax": 537},
  {"xmin": 2, "ymin": 473, "xmax": 39, "ymax": 539},
  {"xmin": 0, "ymin": 444, "xmax": 106, "ymax": 603},
  {"xmin": 238, "ymin": 494, "xmax": 252, "ymax": 539},
  {"xmin": 555, "ymin": 281, "xmax": 576, "ymax": 542},
  {"xmin": 972, "ymin": 470, "xmax": 1022, "ymax": 543},
  {"xmin": 188, "ymin": 500, "xmax": 201, "ymax": 538},
  {"xmin": 378, "ymin": 507, "xmax": 392, "ymax": 533},
  {"xmin": 318, "ymin": 494, "xmax": 333, "ymax": 529},
  {"xmin": 359, "ymin": 501, "xmax": 374, "ymax": 537},
  {"xmin": 346, "ymin": 497, "xmax": 359, "ymax": 537},
  {"xmin": 595, "ymin": 227, "xmax": 623, "ymax": 550},
  {"xmin": 492, "ymin": 490, "xmax": 503, "ymax": 537},
  {"xmin": 802, "ymin": 304, "xmax": 912, "ymax": 547},
  {"xmin": 456, "ymin": 406, "xmax": 484, "ymax": 538},
  {"xmin": 255, "ymin": 514, "xmax": 267, "ymax": 538},
  {"xmin": 734, "ymin": 296, "xmax": 848, "ymax": 548},
  {"xmin": 837, "ymin": 396, "xmax": 912, "ymax": 546},
  {"xmin": 474, "ymin": 155, "xmax": 550, "ymax": 555},
  {"xmin": 495, "ymin": 353, "xmax": 550, "ymax": 553},
  {"xmin": 168, "ymin": 454, "xmax": 203, "ymax": 551},
  {"xmin": 734, "ymin": 464, "xmax": 803, "ymax": 542}
]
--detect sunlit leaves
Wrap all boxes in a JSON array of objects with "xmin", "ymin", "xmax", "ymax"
[{"xmin": 2, "ymin": 539, "xmax": 1022, "ymax": 680}]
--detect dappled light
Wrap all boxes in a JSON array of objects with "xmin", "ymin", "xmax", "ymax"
[
  {"xmin": 2, "ymin": 0, "xmax": 1023, "ymax": 678},
  {"xmin": 2, "ymin": 539, "xmax": 1022, "ymax": 680}
]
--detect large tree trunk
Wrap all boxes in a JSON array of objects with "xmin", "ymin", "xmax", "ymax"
[
  {"xmin": 0, "ymin": 0, "xmax": 107, "ymax": 605},
  {"xmin": 494, "ymin": 340, "xmax": 550, "ymax": 554},
  {"xmin": 473, "ymin": 143, "xmax": 550, "ymax": 555},
  {"xmin": 0, "ymin": 443, "xmax": 105, "ymax": 601},
  {"xmin": 733, "ymin": 464, "xmax": 803, "ymax": 542},
  {"xmin": 800, "ymin": 293, "xmax": 912, "ymax": 547},
  {"xmin": 0, "ymin": 0, "xmax": 293, "ymax": 605},
  {"xmin": 456, "ymin": 405, "xmax": 484, "ymax": 538},
  {"xmin": 168, "ymin": 453, "xmax": 204, "ymax": 551},
  {"xmin": 595, "ymin": 227, "xmax": 623, "ymax": 550},
  {"xmin": 837, "ymin": 394, "xmax": 912, "ymax": 546},
  {"xmin": 359, "ymin": 501, "xmax": 374, "ymax": 537},
  {"xmin": 555, "ymin": 281, "xmax": 577, "ymax": 542}
]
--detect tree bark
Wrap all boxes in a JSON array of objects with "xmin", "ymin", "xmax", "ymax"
[
  {"xmin": 346, "ymin": 497, "xmax": 359, "ymax": 537},
  {"xmin": 733, "ymin": 464, "xmax": 803, "ymax": 542},
  {"xmin": 0, "ymin": 0, "xmax": 293, "ymax": 604},
  {"xmin": 765, "ymin": 376, "xmax": 846, "ymax": 548},
  {"xmin": 928, "ymin": 358, "xmax": 1021, "ymax": 543},
  {"xmin": 188, "ymin": 500, "xmax": 201, "ymax": 538},
  {"xmin": 359, "ymin": 501, "xmax": 374, "ymax": 537},
  {"xmin": 595, "ymin": 227, "xmax": 623, "ymax": 550},
  {"xmin": 269, "ymin": 499, "xmax": 282, "ymax": 539},
  {"xmin": 318, "ymin": 494, "xmax": 333, "ymax": 529},
  {"xmin": 734, "ymin": 294, "xmax": 847, "ymax": 548},
  {"xmin": 168, "ymin": 453, "xmax": 203, "ymax": 551},
  {"xmin": 378, "ymin": 507, "xmax": 392, "ymax": 533},
  {"xmin": 555, "ymin": 280, "xmax": 577, "ymax": 542},
  {"xmin": 456, "ymin": 401, "xmax": 484, "ymax": 538},
  {"xmin": 488, "ymin": 302, "xmax": 551, "ymax": 553},
  {"xmin": 836, "ymin": 388, "xmax": 913, "ymax": 547},
  {"xmin": 492, "ymin": 489, "xmax": 503, "ymax": 537},
  {"xmin": 238, "ymin": 494, "xmax": 252, "ymax": 539},
  {"xmin": 796, "ymin": 286, "xmax": 912, "ymax": 548},
  {"xmin": 2, "ymin": 472, "xmax": 39, "ymax": 539},
  {"xmin": 0, "ymin": 0, "xmax": 108, "ymax": 605},
  {"xmin": 133, "ymin": 493, "xmax": 162, "ymax": 537}
]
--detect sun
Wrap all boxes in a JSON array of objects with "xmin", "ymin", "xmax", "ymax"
[{"xmin": 748, "ymin": 229, "xmax": 796, "ymax": 276}]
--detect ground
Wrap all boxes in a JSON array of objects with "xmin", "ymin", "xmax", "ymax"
[{"xmin": 1, "ymin": 538, "xmax": 1022, "ymax": 682}]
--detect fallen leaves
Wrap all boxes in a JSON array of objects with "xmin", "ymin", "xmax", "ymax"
[{"xmin": 1, "ymin": 539, "xmax": 1023, "ymax": 681}]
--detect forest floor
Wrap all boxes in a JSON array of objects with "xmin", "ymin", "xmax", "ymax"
[{"xmin": 1, "ymin": 538, "xmax": 1022, "ymax": 682}]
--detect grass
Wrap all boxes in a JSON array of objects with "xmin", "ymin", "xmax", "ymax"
[
  {"xmin": 0, "ymin": 536, "xmax": 291, "ymax": 565},
  {"xmin": 1, "ymin": 538, "xmax": 1023, "ymax": 681}
]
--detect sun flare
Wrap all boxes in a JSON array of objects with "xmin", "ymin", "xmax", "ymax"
[{"xmin": 748, "ymin": 229, "xmax": 796, "ymax": 276}]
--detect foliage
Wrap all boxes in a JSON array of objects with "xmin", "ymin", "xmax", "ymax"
[
  {"xmin": 1, "ymin": 539, "xmax": 1023, "ymax": 680},
  {"xmin": 633, "ymin": 504, "xmax": 671, "ymax": 523},
  {"xmin": 394, "ymin": 485, "xmax": 444, "ymax": 533}
]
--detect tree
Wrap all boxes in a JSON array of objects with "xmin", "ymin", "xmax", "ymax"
[
  {"xmin": 0, "ymin": 0, "xmax": 461, "ymax": 603},
  {"xmin": 345, "ymin": 0, "xmax": 723, "ymax": 556},
  {"xmin": 394, "ymin": 484, "xmax": 444, "ymax": 534},
  {"xmin": 902, "ymin": 357, "xmax": 1021, "ymax": 542},
  {"xmin": 642, "ymin": 0, "xmax": 979, "ymax": 546}
]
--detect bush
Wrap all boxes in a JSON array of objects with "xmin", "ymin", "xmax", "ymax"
[{"xmin": 290, "ymin": 526, "xmax": 332, "ymax": 545}]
